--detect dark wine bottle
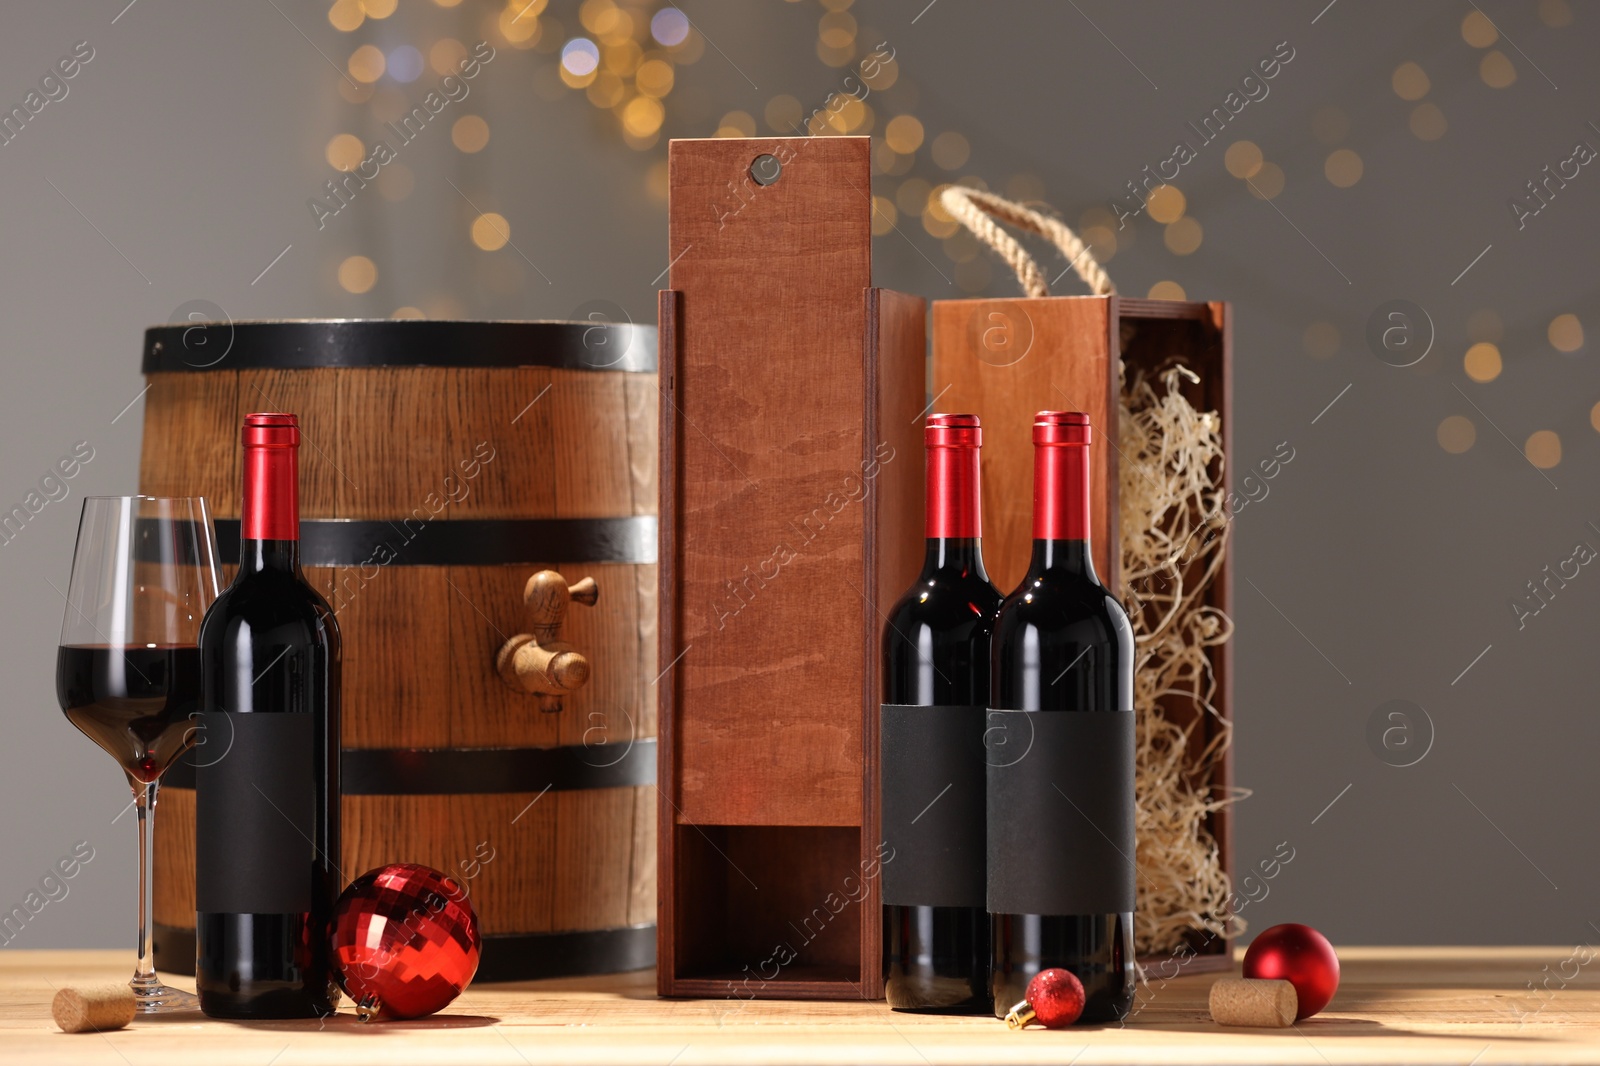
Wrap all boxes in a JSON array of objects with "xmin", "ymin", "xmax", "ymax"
[
  {"xmin": 988, "ymin": 411, "xmax": 1136, "ymax": 1023},
  {"xmin": 195, "ymin": 412, "xmax": 342, "ymax": 1019},
  {"xmin": 881, "ymin": 413, "xmax": 1001, "ymax": 1013}
]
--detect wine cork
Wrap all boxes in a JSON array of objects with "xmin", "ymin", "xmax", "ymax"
[
  {"xmin": 1208, "ymin": 977, "xmax": 1298, "ymax": 1028},
  {"xmin": 52, "ymin": 984, "xmax": 136, "ymax": 1033}
]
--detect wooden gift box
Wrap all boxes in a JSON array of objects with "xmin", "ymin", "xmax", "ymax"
[
  {"xmin": 932, "ymin": 295, "xmax": 1236, "ymax": 970},
  {"xmin": 656, "ymin": 136, "xmax": 923, "ymax": 999}
]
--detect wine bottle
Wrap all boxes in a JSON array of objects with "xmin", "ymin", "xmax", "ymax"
[
  {"xmin": 195, "ymin": 413, "xmax": 342, "ymax": 1019},
  {"xmin": 988, "ymin": 411, "xmax": 1136, "ymax": 1023},
  {"xmin": 881, "ymin": 413, "xmax": 1001, "ymax": 1013}
]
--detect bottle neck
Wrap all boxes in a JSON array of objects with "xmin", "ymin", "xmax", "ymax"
[
  {"xmin": 923, "ymin": 536, "xmax": 988, "ymax": 578},
  {"xmin": 239, "ymin": 440, "xmax": 299, "ymax": 575},
  {"xmin": 237, "ymin": 538, "xmax": 300, "ymax": 574},
  {"xmin": 1031, "ymin": 439, "xmax": 1094, "ymax": 579},
  {"xmin": 925, "ymin": 441, "xmax": 986, "ymax": 576}
]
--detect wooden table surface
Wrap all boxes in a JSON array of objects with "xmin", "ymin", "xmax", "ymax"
[{"xmin": 2, "ymin": 948, "xmax": 1596, "ymax": 1065}]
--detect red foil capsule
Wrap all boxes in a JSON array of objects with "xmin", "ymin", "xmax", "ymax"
[
  {"xmin": 1032, "ymin": 411, "xmax": 1091, "ymax": 542},
  {"xmin": 925, "ymin": 413, "xmax": 982, "ymax": 539},
  {"xmin": 240, "ymin": 412, "xmax": 300, "ymax": 542}
]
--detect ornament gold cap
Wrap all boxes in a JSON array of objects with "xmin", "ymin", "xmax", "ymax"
[
  {"xmin": 356, "ymin": 994, "xmax": 382, "ymax": 1022},
  {"xmin": 1004, "ymin": 1000, "xmax": 1036, "ymax": 1030}
]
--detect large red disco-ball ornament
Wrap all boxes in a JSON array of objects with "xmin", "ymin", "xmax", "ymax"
[
  {"xmin": 331, "ymin": 863, "xmax": 481, "ymax": 1021},
  {"xmin": 1243, "ymin": 923, "xmax": 1340, "ymax": 1020}
]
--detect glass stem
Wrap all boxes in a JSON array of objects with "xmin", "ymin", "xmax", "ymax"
[{"xmin": 133, "ymin": 778, "xmax": 159, "ymax": 991}]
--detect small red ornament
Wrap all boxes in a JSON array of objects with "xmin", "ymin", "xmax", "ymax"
[
  {"xmin": 330, "ymin": 863, "xmax": 481, "ymax": 1021},
  {"xmin": 1004, "ymin": 968, "xmax": 1086, "ymax": 1029},
  {"xmin": 1242, "ymin": 923, "xmax": 1340, "ymax": 1020}
]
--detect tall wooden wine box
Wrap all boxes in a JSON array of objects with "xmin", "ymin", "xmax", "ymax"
[{"xmin": 656, "ymin": 136, "xmax": 924, "ymax": 999}]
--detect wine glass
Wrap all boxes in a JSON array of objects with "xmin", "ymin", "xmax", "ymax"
[{"xmin": 56, "ymin": 496, "xmax": 221, "ymax": 1013}]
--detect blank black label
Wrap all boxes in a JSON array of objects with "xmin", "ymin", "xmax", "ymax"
[
  {"xmin": 986, "ymin": 710, "xmax": 1135, "ymax": 915},
  {"xmin": 880, "ymin": 704, "xmax": 986, "ymax": 908},
  {"xmin": 195, "ymin": 713, "xmax": 316, "ymax": 914}
]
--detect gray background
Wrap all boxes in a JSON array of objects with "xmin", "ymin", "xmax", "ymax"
[{"xmin": 2, "ymin": 0, "xmax": 1595, "ymax": 951}]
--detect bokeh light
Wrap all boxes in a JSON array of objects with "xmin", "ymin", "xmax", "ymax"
[
  {"xmin": 338, "ymin": 255, "xmax": 377, "ymax": 294},
  {"xmin": 1410, "ymin": 102, "xmax": 1447, "ymax": 141},
  {"xmin": 1304, "ymin": 321, "xmax": 1339, "ymax": 359},
  {"xmin": 636, "ymin": 58, "xmax": 675, "ymax": 97},
  {"xmin": 1392, "ymin": 61, "xmax": 1430, "ymax": 101},
  {"xmin": 714, "ymin": 110, "xmax": 756, "ymax": 138},
  {"xmin": 1247, "ymin": 162, "xmax": 1285, "ymax": 199},
  {"xmin": 1146, "ymin": 185, "xmax": 1186, "ymax": 224},
  {"xmin": 622, "ymin": 95, "xmax": 665, "ymax": 138},
  {"xmin": 561, "ymin": 37, "xmax": 600, "ymax": 76},
  {"xmin": 1549, "ymin": 313, "xmax": 1584, "ymax": 352},
  {"xmin": 1461, "ymin": 11, "xmax": 1497, "ymax": 47},
  {"xmin": 1148, "ymin": 280, "xmax": 1187, "ymax": 301},
  {"xmin": 651, "ymin": 7, "xmax": 690, "ymax": 47},
  {"xmin": 388, "ymin": 45, "xmax": 424, "ymax": 83},
  {"xmin": 765, "ymin": 95, "xmax": 802, "ymax": 132},
  {"xmin": 885, "ymin": 115, "xmax": 924, "ymax": 154},
  {"xmin": 1463, "ymin": 342, "xmax": 1502, "ymax": 383},
  {"xmin": 328, "ymin": 0, "xmax": 364, "ymax": 32},
  {"xmin": 451, "ymin": 115, "xmax": 490, "ymax": 153},
  {"xmin": 930, "ymin": 131, "xmax": 970, "ymax": 170},
  {"xmin": 1325, "ymin": 149, "xmax": 1363, "ymax": 187},
  {"xmin": 348, "ymin": 44, "xmax": 386, "ymax": 83},
  {"xmin": 1437, "ymin": 415, "xmax": 1476, "ymax": 453},
  {"xmin": 325, "ymin": 134, "xmax": 364, "ymax": 172},
  {"xmin": 1225, "ymin": 140, "xmax": 1263, "ymax": 179},
  {"xmin": 1540, "ymin": 0, "xmax": 1573, "ymax": 27},
  {"xmin": 430, "ymin": 39, "xmax": 468, "ymax": 75},
  {"xmin": 1480, "ymin": 50, "xmax": 1517, "ymax": 88},
  {"xmin": 471, "ymin": 212, "xmax": 511, "ymax": 251},
  {"xmin": 1468, "ymin": 308, "xmax": 1504, "ymax": 343},
  {"xmin": 1164, "ymin": 217, "xmax": 1203, "ymax": 255},
  {"xmin": 1525, "ymin": 430, "xmax": 1561, "ymax": 469}
]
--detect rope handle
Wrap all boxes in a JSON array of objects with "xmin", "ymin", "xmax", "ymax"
[{"xmin": 939, "ymin": 186, "xmax": 1116, "ymax": 298}]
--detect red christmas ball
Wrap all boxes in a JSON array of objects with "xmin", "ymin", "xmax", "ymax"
[
  {"xmin": 1006, "ymin": 968, "xmax": 1086, "ymax": 1029},
  {"xmin": 1243, "ymin": 923, "xmax": 1340, "ymax": 1019},
  {"xmin": 330, "ymin": 863, "xmax": 481, "ymax": 1021}
]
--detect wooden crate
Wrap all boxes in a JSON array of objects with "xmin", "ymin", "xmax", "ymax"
[
  {"xmin": 657, "ymin": 136, "xmax": 925, "ymax": 998},
  {"xmin": 932, "ymin": 295, "xmax": 1235, "ymax": 970}
]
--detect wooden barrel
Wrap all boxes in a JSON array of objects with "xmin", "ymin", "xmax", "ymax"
[{"xmin": 140, "ymin": 319, "xmax": 658, "ymax": 981}]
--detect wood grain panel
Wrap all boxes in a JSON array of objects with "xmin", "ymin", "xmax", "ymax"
[
  {"xmin": 152, "ymin": 784, "xmax": 195, "ymax": 926},
  {"xmin": 552, "ymin": 788, "xmax": 637, "ymax": 931},
  {"xmin": 549, "ymin": 370, "xmax": 633, "ymax": 517},
  {"xmin": 665, "ymin": 136, "xmax": 875, "ymax": 830},
  {"xmin": 552, "ymin": 561, "xmax": 641, "ymax": 748},
  {"xmin": 336, "ymin": 565, "xmax": 451, "ymax": 749},
  {"xmin": 659, "ymin": 138, "xmax": 924, "ymax": 997},
  {"xmin": 859, "ymin": 288, "xmax": 925, "ymax": 1002},
  {"xmin": 446, "ymin": 564, "xmax": 562, "ymax": 750},
  {"xmin": 624, "ymin": 373, "xmax": 660, "ymax": 516},
  {"xmin": 930, "ymin": 295, "xmax": 1119, "ymax": 595},
  {"xmin": 15, "ymin": 947, "xmax": 1600, "ymax": 1063},
  {"xmin": 337, "ymin": 368, "xmax": 452, "ymax": 518},
  {"xmin": 626, "ymin": 785, "xmax": 656, "ymax": 927},
  {"xmin": 447, "ymin": 367, "xmax": 555, "ymax": 519},
  {"xmin": 138, "ymin": 371, "xmax": 239, "ymax": 511}
]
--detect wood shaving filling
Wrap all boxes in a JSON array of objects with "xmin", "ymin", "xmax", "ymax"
[{"xmin": 1119, "ymin": 364, "xmax": 1246, "ymax": 955}]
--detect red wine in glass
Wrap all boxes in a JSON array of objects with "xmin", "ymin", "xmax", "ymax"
[
  {"xmin": 57, "ymin": 495, "xmax": 222, "ymax": 1014},
  {"xmin": 57, "ymin": 644, "xmax": 202, "ymax": 783}
]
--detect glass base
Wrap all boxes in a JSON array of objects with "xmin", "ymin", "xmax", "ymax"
[{"xmin": 132, "ymin": 974, "xmax": 199, "ymax": 1014}]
